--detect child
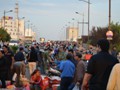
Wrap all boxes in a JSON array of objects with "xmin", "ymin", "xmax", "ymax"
[{"xmin": 30, "ymin": 69, "xmax": 43, "ymax": 90}]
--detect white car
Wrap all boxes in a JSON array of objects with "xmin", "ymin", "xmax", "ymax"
[{"xmin": 9, "ymin": 40, "xmax": 19, "ymax": 46}]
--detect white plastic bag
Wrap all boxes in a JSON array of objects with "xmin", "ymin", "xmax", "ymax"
[
  {"xmin": 72, "ymin": 84, "xmax": 79, "ymax": 90},
  {"xmin": 12, "ymin": 73, "xmax": 17, "ymax": 81}
]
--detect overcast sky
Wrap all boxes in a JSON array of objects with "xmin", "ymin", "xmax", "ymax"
[{"xmin": 0, "ymin": 0, "xmax": 120, "ymax": 41}]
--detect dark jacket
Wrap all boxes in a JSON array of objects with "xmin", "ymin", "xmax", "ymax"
[
  {"xmin": 14, "ymin": 51, "xmax": 25, "ymax": 61},
  {"xmin": 0, "ymin": 56, "xmax": 8, "ymax": 73}
]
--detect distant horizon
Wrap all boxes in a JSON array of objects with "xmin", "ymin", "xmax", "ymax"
[{"xmin": 0, "ymin": 0, "xmax": 120, "ymax": 41}]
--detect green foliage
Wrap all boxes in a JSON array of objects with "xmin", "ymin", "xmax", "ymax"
[
  {"xmin": 10, "ymin": 45, "xmax": 18, "ymax": 54},
  {"xmin": 90, "ymin": 27, "xmax": 107, "ymax": 45},
  {"xmin": 90, "ymin": 22, "xmax": 120, "ymax": 51},
  {"xmin": 0, "ymin": 28, "xmax": 11, "ymax": 42}
]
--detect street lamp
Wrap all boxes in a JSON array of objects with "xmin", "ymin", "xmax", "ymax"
[
  {"xmin": 27, "ymin": 20, "xmax": 30, "ymax": 36},
  {"xmin": 17, "ymin": 17, "xmax": 25, "ymax": 40},
  {"xmin": 79, "ymin": 0, "xmax": 91, "ymax": 41},
  {"xmin": 76, "ymin": 12, "xmax": 84, "ymax": 37},
  {"xmin": 4, "ymin": 10, "xmax": 13, "ymax": 28},
  {"xmin": 106, "ymin": 0, "xmax": 113, "ymax": 40},
  {"xmin": 31, "ymin": 23, "xmax": 33, "ymax": 37},
  {"xmin": 108, "ymin": 0, "xmax": 111, "ymax": 31},
  {"xmin": 72, "ymin": 18, "xmax": 75, "ymax": 41}
]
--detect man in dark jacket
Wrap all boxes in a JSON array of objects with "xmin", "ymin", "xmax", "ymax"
[
  {"xmin": 0, "ymin": 50, "xmax": 8, "ymax": 88},
  {"xmin": 82, "ymin": 39, "xmax": 119, "ymax": 90}
]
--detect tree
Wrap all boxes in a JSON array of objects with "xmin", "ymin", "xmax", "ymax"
[
  {"xmin": 0, "ymin": 28, "xmax": 11, "ymax": 42},
  {"xmin": 90, "ymin": 26, "xmax": 107, "ymax": 45},
  {"xmin": 90, "ymin": 23, "xmax": 120, "ymax": 51}
]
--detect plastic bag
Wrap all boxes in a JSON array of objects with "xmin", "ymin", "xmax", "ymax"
[{"xmin": 72, "ymin": 84, "xmax": 79, "ymax": 90}]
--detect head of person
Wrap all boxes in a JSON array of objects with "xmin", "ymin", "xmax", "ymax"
[
  {"xmin": 97, "ymin": 38, "xmax": 109, "ymax": 52},
  {"xmin": 74, "ymin": 52, "xmax": 82, "ymax": 61},
  {"xmin": 19, "ymin": 47, "xmax": 24, "ymax": 52},
  {"xmin": 66, "ymin": 53, "xmax": 73, "ymax": 60},
  {"xmin": 31, "ymin": 46, "xmax": 35, "ymax": 51},
  {"xmin": 31, "ymin": 69, "xmax": 41, "ymax": 77},
  {"xmin": 34, "ymin": 43, "xmax": 37, "ymax": 48},
  {"xmin": 68, "ymin": 49, "xmax": 74, "ymax": 55},
  {"xmin": 2, "ymin": 45, "xmax": 8, "ymax": 52},
  {"xmin": 59, "ymin": 46, "xmax": 64, "ymax": 52}
]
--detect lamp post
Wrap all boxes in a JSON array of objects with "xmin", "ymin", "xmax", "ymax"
[
  {"xmin": 68, "ymin": 22, "xmax": 71, "ymax": 41},
  {"xmin": 27, "ymin": 20, "xmax": 30, "ymax": 36},
  {"xmin": 109, "ymin": 0, "xmax": 111, "ymax": 31},
  {"xmin": 79, "ymin": 0, "xmax": 91, "ymax": 41},
  {"xmin": 72, "ymin": 18, "xmax": 75, "ymax": 41},
  {"xmin": 17, "ymin": 17, "xmax": 25, "ymax": 40},
  {"xmin": 106, "ymin": 0, "xmax": 113, "ymax": 41},
  {"xmin": 76, "ymin": 12, "xmax": 84, "ymax": 37},
  {"xmin": 23, "ymin": 17, "xmax": 25, "ymax": 39},
  {"xmin": 4, "ymin": 10, "xmax": 13, "ymax": 28},
  {"xmin": 31, "ymin": 23, "xmax": 33, "ymax": 37}
]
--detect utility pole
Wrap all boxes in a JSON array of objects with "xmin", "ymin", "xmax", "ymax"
[
  {"xmin": 109, "ymin": 0, "xmax": 111, "ymax": 31},
  {"xmin": 79, "ymin": 0, "xmax": 91, "ymax": 41}
]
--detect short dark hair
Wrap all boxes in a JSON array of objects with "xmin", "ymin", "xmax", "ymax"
[
  {"xmin": 3, "ymin": 45, "xmax": 8, "ymax": 49},
  {"xmin": 75, "ymin": 52, "xmax": 82, "ymax": 58},
  {"xmin": 68, "ymin": 49, "xmax": 73, "ymax": 53},
  {"xmin": 97, "ymin": 38, "xmax": 109, "ymax": 52},
  {"xmin": 19, "ymin": 47, "xmax": 24, "ymax": 51},
  {"xmin": 66, "ymin": 53, "xmax": 73, "ymax": 60}
]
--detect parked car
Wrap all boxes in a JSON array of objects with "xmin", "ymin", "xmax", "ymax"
[{"xmin": 9, "ymin": 40, "xmax": 19, "ymax": 46}]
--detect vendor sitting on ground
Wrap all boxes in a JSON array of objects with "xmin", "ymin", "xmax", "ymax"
[{"xmin": 30, "ymin": 69, "xmax": 43, "ymax": 90}]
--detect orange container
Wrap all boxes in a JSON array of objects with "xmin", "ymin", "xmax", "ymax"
[
  {"xmin": 52, "ymin": 84, "xmax": 60, "ymax": 90},
  {"xmin": 41, "ymin": 76, "xmax": 50, "ymax": 90}
]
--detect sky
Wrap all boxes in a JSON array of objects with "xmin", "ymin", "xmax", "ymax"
[{"xmin": 0, "ymin": 0, "xmax": 120, "ymax": 41}]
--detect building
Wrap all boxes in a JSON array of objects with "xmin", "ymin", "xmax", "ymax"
[
  {"xmin": 0, "ymin": 16, "xmax": 24, "ymax": 41},
  {"xmin": 0, "ymin": 16, "xmax": 36, "ymax": 42},
  {"xmin": 66, "ymin": 27, "xmax": 79, "ymax": 41}
]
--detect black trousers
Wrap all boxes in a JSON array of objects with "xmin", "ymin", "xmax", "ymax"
[
  {"xmin": 60, "ymin": 77, "xmax": 73, "ymax": 90},
  {"xmin": 0, "ymin": 72, "xmax": 7, "ymax": 88}
]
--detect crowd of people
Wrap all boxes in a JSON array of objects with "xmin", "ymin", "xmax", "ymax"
[{"xmin": 0, "ymin": 38, "xmax": 120, "ymax": 90}]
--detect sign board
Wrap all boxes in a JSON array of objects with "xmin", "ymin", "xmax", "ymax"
[
  {"xmin": 106, "ymin": 30, "xmax": 113, "ymax": 40},
  {"xmin": 40, "ymin": 38, "xmax": 45, "ymax": 42}
]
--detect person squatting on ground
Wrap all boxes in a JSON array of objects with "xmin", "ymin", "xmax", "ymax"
[
  {"xmin": 11, "ymin": 61, "xmax": 26, "ymax": 87},
  {"xmin": 30, "ymin": 69, "xmax": 43, "ymax": 90}
]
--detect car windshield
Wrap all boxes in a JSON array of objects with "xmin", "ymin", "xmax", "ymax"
[{"xmin": 10, "ymin": 40, "xmax": 19, "ymax": 43}]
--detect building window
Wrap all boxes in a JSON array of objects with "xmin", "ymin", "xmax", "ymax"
[
  {"xmin": 11, "ymin": 29, "xmax": 12, "ymax": 31},
  {"xmin": 13, "ymin": 33, "xmax": 15, "ymax": 35}
]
